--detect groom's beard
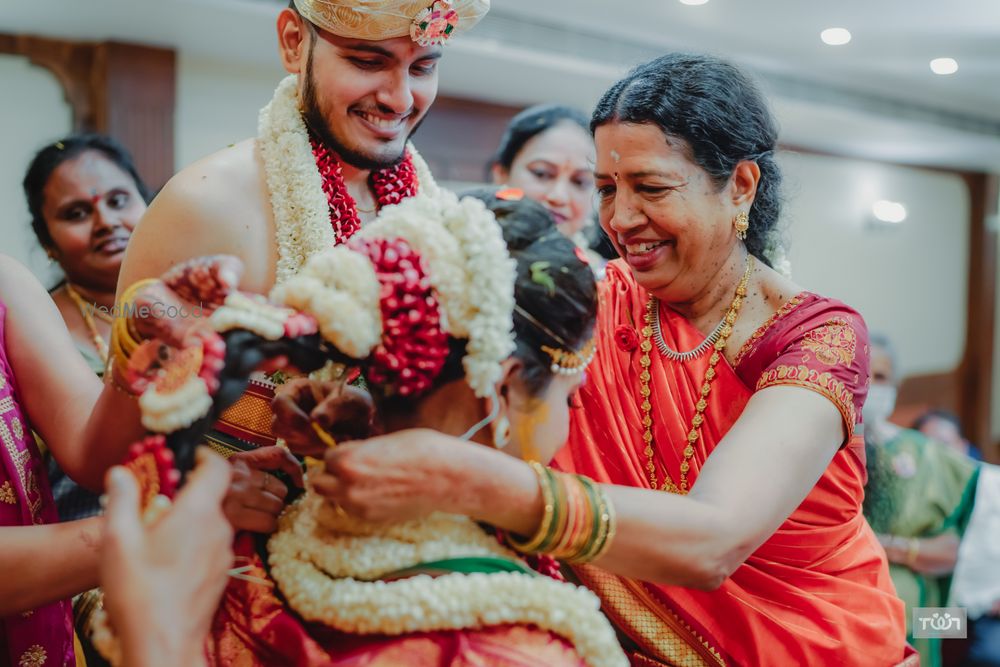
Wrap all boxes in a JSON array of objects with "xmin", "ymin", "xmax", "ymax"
[{"xmin": 302, "ymin": 52, "xmax": 423, "ymax": 171}]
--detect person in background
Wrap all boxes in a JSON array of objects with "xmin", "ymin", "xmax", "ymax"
[
  {"xmin": 490, "ymin": 104, "xmax": 601, "ymax": 264},
  {"xmin": 863, "ymin": 333, "xmax": 980, "ymax": 667},
  {"xmin": 23, "ymin": 134, "xmax": 151, "ymax": 524},
  {"xmin": 914, "ymin": 408, "xmax": 983, "ymax": 461},
  {"xmin": 24, "ymin": 134, "xmax": 150, "ymax": 380}
]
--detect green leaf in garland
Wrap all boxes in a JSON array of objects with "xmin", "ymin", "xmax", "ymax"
[{"xmin": 530, "ymin": 261, "xmax": 556, "ymax": 296}]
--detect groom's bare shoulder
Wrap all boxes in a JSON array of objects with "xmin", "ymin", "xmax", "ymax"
[{"xmin": 119, "ymin": 139, "xmax": 277, "ymax": 294}]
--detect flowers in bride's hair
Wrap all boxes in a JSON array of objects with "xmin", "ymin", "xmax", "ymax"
[
  {"xmin": 271, "ymin": 245, "xmax": 383, "ymax": 358},
  {"xmin": 359, "ymin": 191, "xmax": 516, "ymax": 398},
  {"xmin": 614, "ymin": 325, "xmax": 639, "ymax": 353}
]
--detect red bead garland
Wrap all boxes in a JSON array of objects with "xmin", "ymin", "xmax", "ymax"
[
  {"xmin": 309, "ymin": 135, "xmax": 420, "ymax": 246},
  {"xmin": 351, "ymin": 237, "xmax": 449, "ymax": 398},
  {"xmin": 123, "ymin": 434, "xmax": 181, "ymax": 502}
]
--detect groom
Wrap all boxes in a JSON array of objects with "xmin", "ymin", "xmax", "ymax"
[{"xmin": 112, "ymin": 0, "xmax": 490, "ymax": 529}]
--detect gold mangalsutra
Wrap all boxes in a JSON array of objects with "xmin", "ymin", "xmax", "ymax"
[{"xmin": 638, "ymin": 256, "xmax": 754, "ymax": 493}]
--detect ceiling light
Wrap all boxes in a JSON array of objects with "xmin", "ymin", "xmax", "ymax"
[
  {"xmin": 930, "ymin": 58, "xmax": 958, "ymax": 75},
  {"xmin": 820, "ymin": 28, "xmax": 851, "ymax": 46},
  {"xmin": 872, "ymin": 200, "xmax": 907, "ymax": 224},
  {"xmin": 679, "ymin": 0, "xmax": 709, "ymax": 4}
]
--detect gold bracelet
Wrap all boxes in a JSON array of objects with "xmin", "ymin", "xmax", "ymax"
[
  {"xmin": 104, "ymin": 357, "xmax": 139, "ymax": 397},
  {"xmin": 114, "ymin": 278, "xmax": 161, "ymax": 356},
  {"xmin": 507, "ymin": 462, "xmax": 557, "ymax": 554},
  {"xmin": 589, "ymin": 485, "xmax": 617, "ymax": 562},
  {"xmin": 570, "ymin": 476, "xmax": 617, "ymax": 563},
  {"xmin": 572, "ymin": 476, "xmax": 607, "ymax": 563}
]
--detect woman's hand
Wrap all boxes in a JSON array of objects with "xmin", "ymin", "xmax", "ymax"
[
  {"xmin": 311, "ymin": 429, "xmax": 479, "ymax": 523},
  {"xmin": 272, "ymin": 378, "xmax": 375, "ymax": 458},
  {"xmin": 100, "ymin": 448, "xmax": 234, "ymax": 667},
  {"xmin": 223, "ymin": 446, "xmax": 303, "ymax": 533}
]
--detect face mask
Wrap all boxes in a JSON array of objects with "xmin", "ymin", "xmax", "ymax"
[{"xmin": 862, "ymin": 384, "xmax": 897, "ymax": 426}]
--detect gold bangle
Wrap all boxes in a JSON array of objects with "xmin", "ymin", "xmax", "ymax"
[
  {"xmin": 551, "ymin": 474, "xmax": 590, "ymax": 560},
  {"xmin": 590, "ymin": 485, "xmax": 617, "ymax": 562},
  {"xmin": 507, "ymin": 462, "xmax": 557, "ymax": 554},
  {"xmin": 572, "ymin": 475, "xmax": 607, "ymax": 563},
  {"xmin": 571, "ymin": 476, "xmax": 616, "ymax": 563},
  {"xmin": 105, "ymin": 357, "xmax": 139, "ymax": 397},
  {"xmin": 115, "ymin": 278, "xmax": 161, "ymax": 356}
]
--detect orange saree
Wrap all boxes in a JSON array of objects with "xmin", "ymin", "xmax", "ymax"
[{"xmin": 556, "ymin": 262, "xmax": 907, "ymax": 667}]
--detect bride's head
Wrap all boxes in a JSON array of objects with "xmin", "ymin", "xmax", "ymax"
[{"xmin": 276, "ymin": 188, "xmax": 597, "ymax": 463}]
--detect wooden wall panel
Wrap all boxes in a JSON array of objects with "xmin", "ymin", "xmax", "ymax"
[
  {"xmin": 1, "ymin": 34, "xmax": 176, "ymax": 191},
  {"xmin": 96, "ymin": 42, "xmax": 176, "ymax": 190},
  {"xmin": 412, "ymin": 96, "xmax": 521, "ymax": 183}
]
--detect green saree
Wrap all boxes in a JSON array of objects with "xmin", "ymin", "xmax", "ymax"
[{"xmin": 864, "ymin": 427, "xmax": 980, "ymax": 667}]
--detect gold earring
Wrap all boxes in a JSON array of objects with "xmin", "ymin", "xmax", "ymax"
[
  {"xmin": 492, "ymin": 416, "xmax": 510, "ymax": 449},
  {"xmin": 734, "ymin": 211, "xmax": 749, "ymax": 241}
]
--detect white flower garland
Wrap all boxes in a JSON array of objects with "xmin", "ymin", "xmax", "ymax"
[
  {"xmin": 358, "ymin": 192, "xmax": 516, "ymax": 396},
  {"xmin": 138, "ymin": 376, "xmax": 212, "ymax": 433},
  {"xmin": 257, "ymin": 74, "xmax": 437, "ymax": 285},
  {"xmin": 271, "ymin": 245, "xmax": 383, "ymax": 358},
  {"xmin": 209, "ymin": 292, "xmax": 294, "ymax": 340},
  {"xmin": 268, "ymin": 494, "xmax": 627, "ymax": 667},
  {"xmin": 275, "ymin": 494, "xmax": 519, "ymax": 581}
]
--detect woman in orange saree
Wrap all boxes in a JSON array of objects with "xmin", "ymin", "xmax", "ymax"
[
  {"xmin": 314, "ymin": 52, "xmax": 911, "ymax": 667},
  {"xmin": 560, "ymin": 261, "xmax": 903, "ymax": 666}
]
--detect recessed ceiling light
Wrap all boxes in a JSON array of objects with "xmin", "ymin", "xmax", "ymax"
[
  {"xmin": 820, "ymin": 28, "xmax": 852, "ymax": 46},
  {"xmin": 930, "ymin": 58, "xmax": 959, "ymax": 75},
  {"xmin": 872, "ymin": 200, "xmax": 907, "ymax": 224},
  {"xmin": 679, "ymin": 0, "xmax": 709, "ymax": 5}
]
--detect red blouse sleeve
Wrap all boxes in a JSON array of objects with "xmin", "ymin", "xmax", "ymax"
[{"xmin": 736, "ymin": 294, "xmax": 871, "ymax": 440}]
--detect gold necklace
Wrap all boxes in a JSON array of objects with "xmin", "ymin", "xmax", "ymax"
[
  {"xmin": 65, "ymin": 283, "xmax": 110, "ymax": 362},
  {"xmin": 638, "ymin": 256, "xmax": 754, "ymax": 493}
]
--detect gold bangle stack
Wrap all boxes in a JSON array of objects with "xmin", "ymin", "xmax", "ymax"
[
  {"xmin": 507, "ymin": 462, "xmax": 616, "ymax": 564},
  {"xmin": 108, "ymin": 278, "xmax": 161, "ymax": 394}
]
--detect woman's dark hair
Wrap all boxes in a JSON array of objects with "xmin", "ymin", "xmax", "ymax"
[
  {"xmin": 465, "ymin": 187, "xmax": 598, "ymax": 395},
  {"xmin": 491, "ymin": 104, "xmax": 591, "ymax": 175},
  {"xmin": 591, "ymin": 53, "xmax": 783, "ymax": 266},
  {"xmin": 23, "ymin": 133, "xmax": 151, "ymax": 251}
]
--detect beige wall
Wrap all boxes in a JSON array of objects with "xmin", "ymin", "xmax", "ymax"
[
  {"xmin": 175, "ymin": 54, "xmax": 285, "ymax": 170},
  {"xmin": 779, "ymin": 151, "xmax": 970, "ymax": 378},
  {"xmin": 0, "ymin": 55, "xmax": 71, "ymax": 286}
]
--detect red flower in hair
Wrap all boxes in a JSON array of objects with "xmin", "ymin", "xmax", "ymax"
[
  {"xmin": 352, "ymin": 237, "xmax": 449, "ymax": 397},
  {"xmin": 614, "ymin": 325, "xmax": 639, "ymax": 353}
]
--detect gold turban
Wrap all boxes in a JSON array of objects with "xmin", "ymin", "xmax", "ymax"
[{"xmin": 293, "ymin": 0, "xmax": 489, "ymax": 45}]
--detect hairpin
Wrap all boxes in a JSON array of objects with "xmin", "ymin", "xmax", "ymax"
[{"xmin": 514, "ymin": 304, "xmax": 595, "ymax": 375}]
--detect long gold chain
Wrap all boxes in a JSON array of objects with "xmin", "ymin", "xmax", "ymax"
[
  {"xmin": 638, "ymin": 256, "xmax": 754, "ymax": 493},
  {"xmin": 65, "ymin": 283, "xmax": 110, "ymax": 362}
]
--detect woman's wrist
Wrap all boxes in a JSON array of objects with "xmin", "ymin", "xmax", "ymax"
[
  {"xmin": 118, "ymin": 617, "xmax": 206, "ymax": 667},
  {"xmin": 456, "ymin": 445, "xmax": 542, "ymax": 536}
]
